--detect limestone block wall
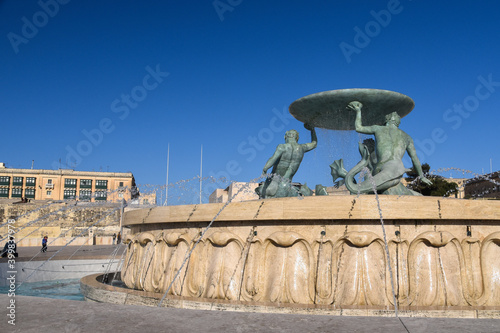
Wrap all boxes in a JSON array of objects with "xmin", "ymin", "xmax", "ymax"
[{"xmin": 0, "ymin": 201, "xmax": 121, "ymax": 246}]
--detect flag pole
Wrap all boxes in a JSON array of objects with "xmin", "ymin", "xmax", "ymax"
[
  {"xmin": 164, "ymin": 144, "xmax": 170, "ymax": 206},
  {"xmin": 199, "ymin": 145, "xmax": 203, "ymax": 204}
]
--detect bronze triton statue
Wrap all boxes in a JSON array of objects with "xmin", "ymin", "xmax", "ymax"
[
  {"xmin": 330, "ymin": 101, "xmax": 432, "ymax": 195},
  {"xmin": 256, "ymin": 123, "xmax": 317, "ymax": 198}
]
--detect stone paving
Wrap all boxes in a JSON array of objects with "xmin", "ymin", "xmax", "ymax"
[
  {"xmin": 2, "ymin": 294, "xmax": 500, "ymax": 333},
  {"xmin": 0, "ymin": 244, "xmax": 120, "ymax": 262}
]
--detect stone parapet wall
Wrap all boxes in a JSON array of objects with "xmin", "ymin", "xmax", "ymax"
[{"xmin": 123, "ymin": 195, "xmax": 500, "ymax": 224}]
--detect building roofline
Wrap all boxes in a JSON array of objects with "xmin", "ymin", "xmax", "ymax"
[{"xmin": 0, "ymin": 167, "xmax": 134, "ymax": 178}]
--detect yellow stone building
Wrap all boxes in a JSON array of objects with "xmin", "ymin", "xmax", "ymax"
[
  {"xmin": 0, "ymin": 163, "xmax": 137, "ymax": 203},
  {"xmin": 209, "ymin": 182, "xmax": 259, "ymax": 203}
]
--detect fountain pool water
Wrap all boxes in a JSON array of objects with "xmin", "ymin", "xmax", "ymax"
[{"xmin": 0, "ymin": 278, "xmax": 84, "ymax": 301}]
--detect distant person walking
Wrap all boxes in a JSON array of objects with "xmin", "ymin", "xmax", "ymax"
[
  {"xmin": 112, "ymin": 233, "xmax": 116, "ymax": 245},
  {"xmin": 116, "ymin": 232, "xmax": 121, "ymax": 245},
  {"xmin": 2, "ymin": 237, "xmax": 17, "ymax": 258},
  {"xmin": 41, "ymin": 235, "xmax": 48, "ymax": 253}
]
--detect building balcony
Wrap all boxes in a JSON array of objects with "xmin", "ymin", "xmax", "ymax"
[{"xmin": 45, "ymin": 183, "xmax": 54, "ymax": 189}]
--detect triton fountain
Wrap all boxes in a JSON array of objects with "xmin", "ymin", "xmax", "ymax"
[{"xmin": 81, "ymin": 89, "xmax": 500, "ymax": 318}]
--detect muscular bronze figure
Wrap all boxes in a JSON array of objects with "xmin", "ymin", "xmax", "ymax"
[
  {"xmin": 331, "ymin": 101, "xmax": 431, "ymax": 195},
  {"xmin": 256, "ymin": 124, "xmax": 317, "ymax": 198}
]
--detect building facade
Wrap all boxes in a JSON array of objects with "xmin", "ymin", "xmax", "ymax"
[
  {"xmin": 464, "ymin": 172, "xmax": 500, "ymax": 199},
  {"xmin": 0, "ymin": 163, "xmax": 137, "ymax": 202},
  {"xmin": 209, "ymin": 182, "xmax": 259, "ymax": 203},
  {"xmin": 130, "ymin": 191, "xmax": 157, "ymax": 206}
]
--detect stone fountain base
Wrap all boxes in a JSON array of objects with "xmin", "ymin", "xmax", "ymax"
[
  {"xmin": 80, "ymin": 273, "xmax": 500, "ymax": 318},
  {"xmin": 82, "ymin": 195, "xmax": 500, "ymax": 317}
]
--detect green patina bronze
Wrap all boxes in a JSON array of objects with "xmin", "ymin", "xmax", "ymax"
[
  {"xmin": 256, "ymin": 124, "xmax": 317, "ymax": 198},
  {"xmin": 258, "ymin": 89, "xmax": 430, "ymax": 198},
  {"xmin": 289, "ymin": 89, "xmax": 414, "ymax": 130},
  {"xmin": 330, "ymin": 101, "xmax": 432, "ymax": 195}
]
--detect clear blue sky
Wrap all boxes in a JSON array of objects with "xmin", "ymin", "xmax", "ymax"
[{"xmin": 1, "ymin": 1, "xmax": 500, "ymax": 204}]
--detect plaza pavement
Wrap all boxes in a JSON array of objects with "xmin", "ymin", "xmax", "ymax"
[
  {"xmin": 2, "ymin": 294, "xmax": 500, "ymax": 333},
  {"xmin": 0, "ymin": 244, "xmax": 120, "ymax": 262}
]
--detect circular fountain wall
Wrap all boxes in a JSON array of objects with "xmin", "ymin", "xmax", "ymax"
[{"xmin": 82, "ymin": 195, "xmax": 500, "ymax": 317}]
